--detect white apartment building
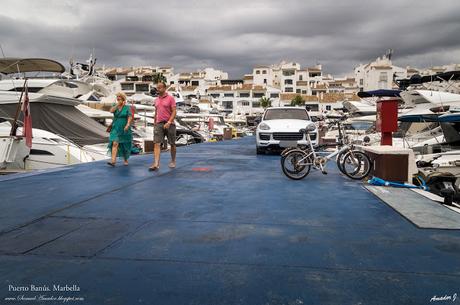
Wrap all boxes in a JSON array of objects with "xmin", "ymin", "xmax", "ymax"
[
  {"xmin": 103, "ymin": 66, "xmax": 175, "ymax": 96},
  {"xmin": 252, "ymin": 61, "xmax": 299, "ymax": 90},
  {"xmin": 169, "ymin": 67, "xmax": 229, "ymax": 96},
  {"xmin": 280, "ymin": 62, "xmax": 300, "ymax": 93},
  {"xmin": 251, "ymin": 61, "xmax": 335, "ymax": 98},
  {"xmin": 252, "ymin": 66, "xmax": 275, "ymax": 87},
  {"xmin": 354, "ymin": 55, "xmax": 406, "ymax": 91},
  {"xmin": 203, "ymin": 67, "xmax": 229, "ymax": 82},
  {"xmin": 328, "ymin": 77, "xmax": 360, "ymax": 99},
  {"xmin": 208, "ymin": 84, "xmax": 281, "ymax": 115}
]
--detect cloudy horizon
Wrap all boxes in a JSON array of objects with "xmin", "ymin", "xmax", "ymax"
[{"xmin": 1, "ymin": 0, "xmax": 459, "ymax": 78}]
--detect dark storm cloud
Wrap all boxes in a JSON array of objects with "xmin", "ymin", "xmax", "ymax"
[{"xmin": 1, "ymin": 0, "xmax": 459, "ymax": 78}]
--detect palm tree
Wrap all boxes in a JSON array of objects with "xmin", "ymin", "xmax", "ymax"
[
  {"xmin": 290, "ymin": 95, "xmax": 305, "ymax": 106},
  {"xmin": 259, "ymin": 96, "xmax": 272, "ymax": 108}
]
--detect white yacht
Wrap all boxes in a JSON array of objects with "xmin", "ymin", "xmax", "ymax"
[
  {"xmin": 0, "ymin": 57, "xmax": 121, "ymax": 106},
  {"xmin": 0, "ymin": 91, "xmax": 110, "ymax": 172},
  {"xmin": 0, "ymin": 58, "xmax": 110, "ymax": 171},
  {"xmin": 399, "ymin": 90, "xmax": 460, "ymax": 119},
  {"xmin": 0, "ymin": 122, "xmax": 102, "ymax": 170}
]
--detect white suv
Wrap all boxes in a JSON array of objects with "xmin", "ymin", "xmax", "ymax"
[{"xmin": 256, "ymin": 107, "xmax": 318, "ymax": 154}]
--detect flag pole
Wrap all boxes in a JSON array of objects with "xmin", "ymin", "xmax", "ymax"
[
  {"xmin": 22, "ymin": 82, "xmax": 33, "ymax": 148},
  {"xmin": 10, "ymin": 78, "xmax": 28, "ymax": 136}
]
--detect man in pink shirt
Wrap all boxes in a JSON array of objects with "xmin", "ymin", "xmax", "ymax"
[{"xmin": 149, "ymin": 82, "xmax": 176, "ymax": 171}]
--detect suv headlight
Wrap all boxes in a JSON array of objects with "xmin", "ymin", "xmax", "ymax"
[{"xmin": 259, "ymin": 123, "xmax": 270, "ymax": 130}]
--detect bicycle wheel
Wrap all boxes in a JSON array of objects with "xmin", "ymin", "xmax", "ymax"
[
  {"xmin": 336, "ymin": 150, "xmax": 348, "ymax": 175},
  {"xmin": 281, "ymin": 150, "xmax": 312, "ymax": 180},
  {"xmin": 280, "ymin": 147, "xmax": 310, "ymax": 166},
  {"xmin": 341, "ymin": 150, "xmax": 372, "ymax": 180},
  {"xmin": 280, "ymin": 147, "xmax": 294, "ymax": 166},
  {"xmin": 280, "ymin": 147, "xmax": 294, "ymax": 157}
]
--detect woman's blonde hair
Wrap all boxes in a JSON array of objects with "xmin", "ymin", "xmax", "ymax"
[{"xmin": 116, "ymin": 92, "xmax": 127, "ymax": 102}]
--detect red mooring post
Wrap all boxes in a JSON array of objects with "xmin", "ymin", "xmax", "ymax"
[{"xmin": 376, "ymin": 99, "xmax": 399, "ymax": 146}]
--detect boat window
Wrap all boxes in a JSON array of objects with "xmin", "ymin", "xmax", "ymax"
[
  {"xmin": 9, "ymin": 87, "xmax": 42, "ymax": 92},
  {"xmin": 30, "ymin": 149, "xmax": 54, "ymax": 156},
  {"xmin": 121, "ymin": 83, "xmax": 134, "ymax": 91},
  {"xmin": 50, "ymin": 138, "xmax": 69, "ymax": 144},
  {"xmin": 406, "ymin": 122, "xmax": 439, "ymax": 135},
  {"xmin": 65, "ymin": 82, "xmax": 79, "ymax": 88},
  {"xmin": 136, "ymin": 84, "xmax": 149, "ymax": 92},
  {"xmin": 396, "ymin": 122, "xmax": 439, "ymax": 137},
  {"xmin": 413, "ymin": 99, "xmax": 430, "ymax": 104},
  {"xmin": 345, "ymin": 121, "xmax": 375, "ymax": 131},
  {"xmin": 409, "ymin": 93, "xmax": 430, "ymax": 104},
  {"xmin": 263, "ymin": 108, "xmax": 309, "ymax": 120},
  {"xmin": 441, "ymin": 122, "xmax": 460, "ymax": 144},
  {"xmin": 88, "ymin": 94, "xmax": 100, "ymax": 101}
]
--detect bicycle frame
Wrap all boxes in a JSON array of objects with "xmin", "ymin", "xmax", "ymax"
[
  {"xmin": 299, "ymin": 132, "xmax": 351, "ymax": 171},
  {"xmin": 284, "ymin": 116, "xmax": 354, "ymax": 172}
]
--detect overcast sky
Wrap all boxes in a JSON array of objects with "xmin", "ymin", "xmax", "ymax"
[{"xmin": 1, "ymin": 0, "xmax": 459, "ymax": 78}]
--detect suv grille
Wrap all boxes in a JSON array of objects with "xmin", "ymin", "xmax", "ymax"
[{"xmin": 273, "ymin": 132, "xmax": 304, "ymax": 141}]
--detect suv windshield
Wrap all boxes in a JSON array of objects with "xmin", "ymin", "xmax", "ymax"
[{"xmin": 263, "ymin": 108, "xmax": 309, "ymax": 120}]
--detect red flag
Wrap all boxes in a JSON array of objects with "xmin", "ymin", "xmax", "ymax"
[{"xmin": 22, "ymin": 85, "xmax": 33, "ymax": 148}]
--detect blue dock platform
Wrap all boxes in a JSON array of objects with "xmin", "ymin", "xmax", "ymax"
[{"xmin": 1, "ymin": 137, "xmax": 459, "ymax": 305}]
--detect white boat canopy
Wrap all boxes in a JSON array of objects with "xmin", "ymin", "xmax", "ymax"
[{"xmin": 0, "ymin": 58, "xmax": 65, "ymax": 74}]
